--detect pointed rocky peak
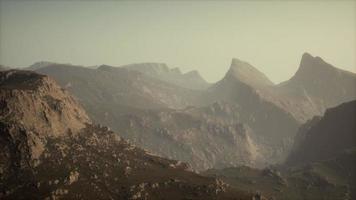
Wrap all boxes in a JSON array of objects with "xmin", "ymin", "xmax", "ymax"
[
  {"xmin": 284, "ymin": 52, "xmax": 356, "ymax": 87},
  {"xmin": 225, "ymin": 58, "xmax": 274, "ymax": 87},
  {"xmin": 296, "ymin": 52, "xmax": 334, "ymax": 77}
]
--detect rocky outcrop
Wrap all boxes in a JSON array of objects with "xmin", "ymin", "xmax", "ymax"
[
  {"xmin": 0, "ymin": 70, "xmax": 90, "ymax": 165},
  {"xmin": 0, "ymin": 70, "xmax": 90, "ymax": 136}
]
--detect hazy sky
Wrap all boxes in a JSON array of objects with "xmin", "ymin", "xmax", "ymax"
[{"xmin": 0, "ymin": 1, "xmax": 355, "ymax": 83}]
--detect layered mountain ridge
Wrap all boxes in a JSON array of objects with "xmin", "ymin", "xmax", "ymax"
[{"xmin": 18, "ymin": 52, "xmax": 356, "ymax": 171}]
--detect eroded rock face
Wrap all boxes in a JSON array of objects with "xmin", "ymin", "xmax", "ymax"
[
  {"xmin": 0, "ymin": 70, "xmax": 90, "ymax": 136},
  {"xmin": 0, "ymin": 70, "xmax": 90, "ymax": 169}
]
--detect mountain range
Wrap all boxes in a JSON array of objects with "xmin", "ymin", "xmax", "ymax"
[
  {"xmin": 1, "ymin": 52, "xmax": 355, "ymax": 199},
  {"xmin": 24, "ymin": 53, "xmax": 356, "ymax": 171},
  {"xmin": 0, "ymin": 70, "xmax": 256, "ymax": 200}
]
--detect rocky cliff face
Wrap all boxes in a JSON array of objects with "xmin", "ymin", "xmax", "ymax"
[
  {"xmin": 0, "ymin": 70, "xmax": 91, "ymax": 136},
  {"xmin": 0, "ymin": 70, "xmax": 254, "ymax": 200},
  {"xmin": 286, "ymin": 100, "xmax": 356, "ymax": 165}
]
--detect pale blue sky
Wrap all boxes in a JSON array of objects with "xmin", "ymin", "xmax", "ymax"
[{"xmin": 0, "ymin": 1, "xmax": 355, "ymax": 83}]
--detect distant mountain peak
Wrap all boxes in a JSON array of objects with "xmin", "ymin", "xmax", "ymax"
[
  {"xmin": 299, "ymin": 52, "xmax": 330, "ymax": 71},
  {"xmin": 290, "ymin": 53, "xmax": 349, "ymax": 84},
  {"xmin": 225, "ymin": 58, "xmax": 274, "ymax": 87}
]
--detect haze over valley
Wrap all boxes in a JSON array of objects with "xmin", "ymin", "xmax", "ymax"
[{"xmin": 0, "ymin": 1, "xmax": 355, "ymax": 199}]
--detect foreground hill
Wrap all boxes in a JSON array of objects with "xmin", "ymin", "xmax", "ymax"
[{"xmin": 0, "ymin": 70, "xmax": 254, "ymax": 200}]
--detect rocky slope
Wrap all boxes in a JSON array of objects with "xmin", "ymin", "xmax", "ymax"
[
  {"xmin": 0, "ymin": 70, "xmax": 255, "ymax": 200},
  {"xmin": 109, "ymin": 102, "xmax": 264, "ymax": 170},
  {"xmin": 204, "ymin": 100, "xmax": 356, "ymax": 200}
]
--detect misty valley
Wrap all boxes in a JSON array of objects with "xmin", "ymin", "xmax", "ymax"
[{"xmin": 1, "ymin": 52, "xmax": 355, "ymax": 200}]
